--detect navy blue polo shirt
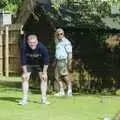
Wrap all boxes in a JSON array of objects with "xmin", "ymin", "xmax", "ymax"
[{"xmin": 20, "ymin": 41, "xmax": 49, "ymax": 67}]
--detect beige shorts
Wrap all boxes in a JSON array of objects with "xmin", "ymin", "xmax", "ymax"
[{"xmin": 56, "ymin": 59, "xmax": 68, "ymax": 76}]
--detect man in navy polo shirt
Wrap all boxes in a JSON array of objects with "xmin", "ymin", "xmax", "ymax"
[{"xmin": 19, "ymin": 34, "xmax": 49, "ymax": 105}]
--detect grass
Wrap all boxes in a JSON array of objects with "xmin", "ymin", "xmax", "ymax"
[{"xmin": 0, "ymin": 77, "xmax": 120, "ymax": 120}]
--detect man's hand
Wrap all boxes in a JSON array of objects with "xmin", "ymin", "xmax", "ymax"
[
  {"xmin": 42, "ymin": 65, "xmax": 48, "ymax": 80},
  {"xmin": 52, "ymin": 60, "xmax": 57, "ymax": 68},
  {"xmin": 67, "ymin": 53, "xmax": 72, "ymax": 72},
  {"xmin": 20, "ymin": 25, "xmax": 24, "ymax": 35},
  {"xmin": 21, "ymin": 65, "xmax": 30, "ymax": 79},
  {"xmin": 22, "ymin": 65, "xmax": 27, "ymax": 73},
  {"xmin": 22, "ymin": 72, "xmax": 30, "ymax": 79},
  {"xmin": 68, "ymin": 62, "xmax": 73, "ymax": 72},
  {"xmin": 41, "ymin": 72, "xmax": 48, "ymax": 81}
]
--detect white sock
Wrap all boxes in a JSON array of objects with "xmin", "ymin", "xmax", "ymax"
[
  {"xmin": 68, "ymin": 82, "xmax": 72, "ymax": 93},
  {"xmin": 60, "ymin": 88, "xmax": 64, "ymax": 93},
  {"xmin": 59, "ymin": 81, "xmax": 64, "ymax": 93},
  {"xmin": 68, "ymin": 88, "xmax": 72, "ymax": 93}
]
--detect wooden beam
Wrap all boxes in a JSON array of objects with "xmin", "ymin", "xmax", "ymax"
[
  {"xmin": 0, "ymin": 30, "xmax": 3, "ymax": 76},
  {"xmin": 5, "ymin": 26, "xmax": 9, "ymax": 77}
]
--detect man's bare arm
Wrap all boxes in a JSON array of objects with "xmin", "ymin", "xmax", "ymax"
[
  {"xmin": 67, "ymin": 52, "xmax": 72, "ymax": 72},
  {"xmin": 43, "ymin": 65, "xmax": 48, "ymax": 73},
  {"xmin": 22, "ymin": 65, "xmax": 28, "ymax": 73}
]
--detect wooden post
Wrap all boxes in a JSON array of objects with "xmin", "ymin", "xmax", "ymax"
[
  {"xmin": 0, "ymin": 30, "xmax": 3, "ymax": 76},
  {"xmin": 5, "ymin": 26, "xmax": 9, "ymax": 77}
]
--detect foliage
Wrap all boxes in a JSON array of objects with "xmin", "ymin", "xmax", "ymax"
[
  {"xmin": 0, "ymin": 0, "xmax": 8, "ymax": 8},
  {"xmin": 50, "ymin": 0, "xmax": 120, "ymax": 29},
  {"xmin": 0, "ymin": 0, "xmax": 23, "ymax": 12},
  {"xmin": 115, "ymin": 89, "xmax": 120, "ymax": 96},
  {"xmin": 4, "ymin": 3, "xmax": 17, "ymax": 11}
]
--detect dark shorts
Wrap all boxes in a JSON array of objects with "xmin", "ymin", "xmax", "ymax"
[{"xmin": 27, "ymin": 65, "xmax": 43, "ymax": 72}]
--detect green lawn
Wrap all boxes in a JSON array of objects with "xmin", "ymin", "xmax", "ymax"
[{"xmin": 0, "ymin": 77, "xmax": 120, "ymax": 120}]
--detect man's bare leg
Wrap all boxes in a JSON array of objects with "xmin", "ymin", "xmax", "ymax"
[
  {"xmin": 54, "ymin": 68, "xmax": 65, "ymax": 96},
  {"xmin": 19, "ymin": 73, "xmax": 31, "ymax": 105},
  {"xmin": 39, "ymin": 72, "xmax": 49, "ymax": 104},
  {"xmin": 64, "ymin": 75, "xmax": 72, "ymax": 96}
]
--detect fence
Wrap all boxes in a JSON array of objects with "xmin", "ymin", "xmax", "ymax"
[{"xmin": 0, "ymin": 24, "xmax": 22, "ymax": 76}]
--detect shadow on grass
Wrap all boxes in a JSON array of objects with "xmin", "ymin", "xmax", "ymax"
[
  {"xmin": 0, "ymin": 97, "xmax": 20, "ymax": 103},
  {"xmin": 0, "ymin": 80, "xmax": 21, "ymax": 89}
]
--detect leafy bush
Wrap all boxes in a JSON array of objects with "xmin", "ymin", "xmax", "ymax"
[{"xmin": 115, "ymin": 89, "xmax": 120, "ymax": 96}]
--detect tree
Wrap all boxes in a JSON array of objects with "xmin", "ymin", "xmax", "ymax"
[{"xmin": 0, "ymin": 0, "xmax": 23, "ymax": 12}]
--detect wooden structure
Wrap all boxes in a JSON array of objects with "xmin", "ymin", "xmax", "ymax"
[
  {"xmin": 0, "ymin": 24, "xmax": 21, "ymax": 76},
  {"xmin": 0, "ymin": 11, "xmax": 12, "ymax": 25}
]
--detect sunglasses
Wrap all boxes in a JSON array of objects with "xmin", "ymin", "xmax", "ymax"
[{"xmin": 57, "ymin": 33, "xmax": 64, "ymax": 36}]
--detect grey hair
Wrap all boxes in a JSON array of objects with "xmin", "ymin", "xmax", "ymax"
[
  {"xmin": 56, "ymin": 28, "xmax": 64, "ymax": 33},
  {"xmin": 27, "ymin": 34, "xmax": 38, "ymax": 40}
]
